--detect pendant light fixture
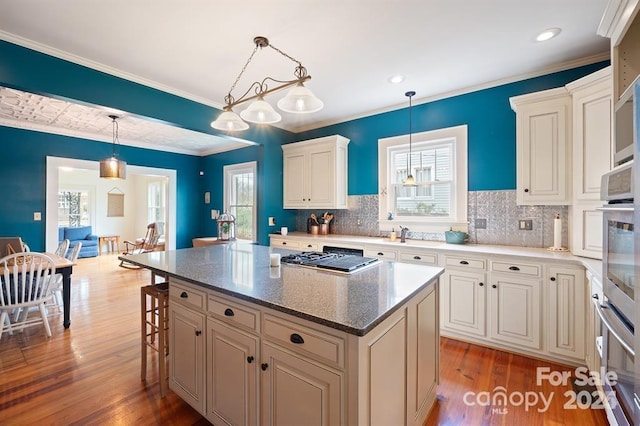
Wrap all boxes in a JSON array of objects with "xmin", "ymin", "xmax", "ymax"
[
  {"xmin": 100, "ymin": 115, "xmax": 127, "ymax": 179},
  {"xmin": 403, "ymin": 91, "xmax": 417, "ymax": 187},
  {"xmin": 211, "ymin": 36, "xmax": 323, "ymax": 131}
]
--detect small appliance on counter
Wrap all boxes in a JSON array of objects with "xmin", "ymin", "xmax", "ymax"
[{"xmin": 280, "ymin": 251, "xmax": 378, "ymax": 274}]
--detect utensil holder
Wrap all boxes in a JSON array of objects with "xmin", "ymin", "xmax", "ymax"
[{"xmin": 319, "ymin": 224, "xmax": 329, "ymax": 235}]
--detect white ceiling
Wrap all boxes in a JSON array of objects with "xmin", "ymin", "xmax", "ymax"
[{"xmin": 0, "ymin": 0, "xmax": 611, "ymax": 154}]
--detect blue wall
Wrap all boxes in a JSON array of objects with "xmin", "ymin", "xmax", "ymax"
[
  {"xmin": 0, "ymin": 40, "xmax": 296, "ymax": 249},
  {"xmin": 0, "ymin": 39, "xmax": 610, "ymax": 249},
  {"xmin": 296, "ymin": 61, "xmax": 610, "ymax": 193}
]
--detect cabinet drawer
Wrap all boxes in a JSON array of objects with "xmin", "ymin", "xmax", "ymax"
[
  {"xmin": 491, "ymin": 261, "xmax": 541, "ymax": 277},
  {"xmin": 399, "ymin": 251, "xmax": 438, "ymax": 265},
  {"xmin": 263, "ymin": 314, "xmax": 345, "ymax": 369},
  {"xmin": 208, "ymin": 294, "xmax": 260, "ymax": 332},
  {"xmin": 445, "ymin": 256, "xmax": 486, "ymax": 270},
  {"xmin": 170, "ymin": 279, "xmax": 207, "ymax": 311},
  {"xmin": 364, "ymin": 248, "xmax": 397, "ymax": 260},
  {"xmin": 300, "ymin": 241, "xmax": 320, "ymax": 251},
  {"xmin": 271, "ymin": 238, "xmax": 301, "ymax": 250}
]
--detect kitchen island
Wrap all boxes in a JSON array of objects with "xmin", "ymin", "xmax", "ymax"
[{"xmin": 122, "ymin": 242, "xmax": 443, "ymax": 426}]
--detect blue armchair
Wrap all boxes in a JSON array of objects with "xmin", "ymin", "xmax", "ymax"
[{"xmin": 58, "ymin": 226, "xmax": 99, "ymax": 258}]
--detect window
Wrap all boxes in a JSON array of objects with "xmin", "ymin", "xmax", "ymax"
[
  {"xmin": 378, "ymin": 125, "xmax": 467, "ymax": 232},
  {"xmin": 224, "ymin": 161, "xmax": 257, "ymax": 242},
  {"xmin": 148, "ymin": 180, "xmax": 166, "ymax": 224},
  {"xmin": 58, "ymin": 189, "xmax": 90, "ymax": 227}
]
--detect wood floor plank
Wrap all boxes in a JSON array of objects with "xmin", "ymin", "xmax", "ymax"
[{"xmin": 1, "ymin": 254, "xmax": 609, "ymax": 425}]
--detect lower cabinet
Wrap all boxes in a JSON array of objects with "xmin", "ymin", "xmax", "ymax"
[
  {"xmin": 206, "ymin": 318, "xmax": 259, "ymax": 426},
  {"xmin": 547, "ymin": 266, "xmax": 586, "ymax": 361},
  {"xmin": 440, "ymin": 269, "xmax": 486, "ymax": 337},
  {"xmin": 170, "ymin": 277, "xmax": 439, "ymax": 426},
  {"xmin": 489, "ymin": 274, "xmax": 541, "ymax": 350},
  {"xmin": 261, "ymin": 341, "xmax": 342, "ymax": 426},
  {"xmin": 169, "ymin": 302, "xmax": 206, "ymax": 414}
]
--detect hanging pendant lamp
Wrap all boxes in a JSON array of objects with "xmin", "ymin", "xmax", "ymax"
[
  {"xmin": 403, "ymin": 91, "xmax": 417, "ymax": 187},
  {"xmin": 100, "ymin": 115, "xmax": 127, "ymax": 179}
]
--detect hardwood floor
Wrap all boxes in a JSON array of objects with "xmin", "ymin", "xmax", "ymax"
[{"xmin": 1, "ymin": 254, "xmax": 608, "ymax": 425}]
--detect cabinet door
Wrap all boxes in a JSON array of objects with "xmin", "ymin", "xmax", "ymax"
[
  {"xmin": 516, "ymin": 96, "xmax": 570, "ymax": 205},
  {"xmin": 572, "ymin": 82, "xmax": 612, "ymax": 200},
  {"xmin": 440, "ymin": 270, "xmax": 486, "ymax": 337},
  {"xmin": 261, "ymin": 341, "xmax": 342, "ymax": 426},
  {"xmin": 307, "ymin": 147, "xmax": 335, "ymax": 208},
  {"xmin": 169, "ymin": 303, "xmax": 206, "ymax": 414},
  {"xmin": 283, "ymin": 151, "xmax": 307, "ymax": 208},
  {"xmin": 547, "ymin": 267, "xmax": 586, "ymax": 361},
  {"xmin": 206, "ymin": 318, "xmax": 259, "ymax": 426},
  {"xmin": 570, "ymin": 205, "xmax": 603, "ymax": 259},
  {"xmin": 489, "ymin": 275, "xmax": 541, "ymax": 349}
]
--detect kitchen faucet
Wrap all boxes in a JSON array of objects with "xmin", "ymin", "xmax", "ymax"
[{"xmin": 399, "ymin": 226, "xmax": 409, "ymax": 243}]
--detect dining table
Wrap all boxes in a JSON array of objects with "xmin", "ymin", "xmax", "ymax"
[{"xmin": 0, "ymin": 252, "xmax": 75, "ymax": 328}]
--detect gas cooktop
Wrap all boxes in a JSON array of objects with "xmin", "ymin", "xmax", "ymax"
[{"xmin": 280, "ymin": 251, "xmax": 379, "ymax": 274}]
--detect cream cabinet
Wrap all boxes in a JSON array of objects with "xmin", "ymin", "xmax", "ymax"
[
  {"xmin": 488, "ymin": 273, "xmax": 542, "ymax": 350},
  {"xmin": 585, "ymin": 270, "xmax": 603, "ymax": 374},
  {"xmin": 547, "ymin": 266, "xmax": 586, "ymax": 362},
  {"xmin": 170, "ymin": 275, "xmax": 439, "ymax": 426},
  {"xmin": 169, "ymin": 281, "xmax": 207, "ymax": 414},
  {"xmin": 566, "ymin": 67, "xmax": 612, "ymax": 259},
  {"xmin": 364, "ymin": 246, "xmax": 398, "ymax": 260},
  {"xmin": 206, "ymin": 318, "xmax": 259, "ymax": 426},
  {"xmin": 261, "ymin": 341, "xmax": 343, "ymax": 425},
  {"xmin": 440, "ymin": 269, "xmax": 486, "ymax": 337},
  {"xmin": 510, "ymin": 88, "xmax": 572, "ymax": 205},
  {"xmin": 282, "ymin": 135, "xmax": 349, "ymax": 209},
  {"xmin": 269, "ymin": 236, "xmax": 301, "ymax": 250}
]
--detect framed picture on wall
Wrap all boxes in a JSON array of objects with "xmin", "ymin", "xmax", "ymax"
[{"xmin": 107, "ymin": 188, "xmax": 124, "ymax": 217}]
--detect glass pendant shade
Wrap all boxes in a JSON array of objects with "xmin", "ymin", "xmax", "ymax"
[
  {"xmin": 211, "ymin": 110, "xmax": 250, "ymax": 131},
  {"xmin": 100, "ymin": 156, "xmax": 127, "ymax": 179},
  {"xmin": 277, "ymin": 84, "xmax": 324, "ymax": 113},
  {"xmin": 403, "ymin": 174, "xmax": 417, "ymax": 187},
  {"xmin": 240, "ymin": 99, "xmax": 282, "ymax": 124}
]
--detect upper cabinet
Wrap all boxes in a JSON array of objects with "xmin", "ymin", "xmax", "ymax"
[
  {"xmin": 510, "ymin": 88, "xmax": 572, "ymax": 205},
  {"xmin": 282, "ymin": 135, "xmax": 350, "ymax": 209},
  {"xmin": 598, "ymin": 0, "xmax": 640, "ymax": 101}
]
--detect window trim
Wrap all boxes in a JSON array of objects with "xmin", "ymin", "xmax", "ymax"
[
  {"xmin": 378, "ymin": 124, "xmax": 468, "ymax": 233},
  {"xmin": 223, "ymin": 161, "xmax": 257, "ymax": 243}
]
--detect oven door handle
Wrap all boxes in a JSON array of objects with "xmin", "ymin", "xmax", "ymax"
[{"xmin": 594, "ymin": 299, "xmax": 635, "ymax": 357}]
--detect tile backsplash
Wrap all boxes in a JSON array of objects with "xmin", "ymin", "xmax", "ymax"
[{"xmin": 294, "ymin": 190, "xmax": 568, "ymax": 249}]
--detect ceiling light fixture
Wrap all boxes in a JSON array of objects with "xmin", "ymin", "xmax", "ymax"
[
  {"xmin": 535, "ymin": 27, "xmax": 561, "ymax": 42},
  {"xmin": 100, "ymin": 115, "xmax": 127, "ymax": 179},
  {"xmin": 211, "ymin": 36, "xmax": 323, "ymax": 131},
  {"xmin": 389, "ymin": 75, "xmax": 405, "ymax": 84},
  {"xmin": 403, "ymin": 91, "xmax": 417, "ymax": 187}
]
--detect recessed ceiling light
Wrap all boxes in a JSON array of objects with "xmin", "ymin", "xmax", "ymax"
[
  {"xmin": 388, "ymin": 75, "xmax": 405, "ymax": 84},
  {"xmin": 535, "ymin": 28, "xmax": 561, "ymax": 42}
]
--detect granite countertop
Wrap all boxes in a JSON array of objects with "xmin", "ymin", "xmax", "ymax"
[
  {"xmin": 120, "ymin": 243, "xmax": 443, "ymax": 336},
  {"xmin": 271, "ymin": 232, "xmax": 603, "ymax": 280}
]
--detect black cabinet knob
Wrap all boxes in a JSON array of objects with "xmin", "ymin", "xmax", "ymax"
[
  {"xmin": 479, "ymin": 282, "xmax": 484, "ymax": 287},
  {"xmin": 377, "ymin": 252, "xmax": 384, "ymax": 256},
  {"xmin": 550, "ymin": 277, "xmax": 556, "ymax": 281},
  {"xmin": 247, "ymin": 356, "xmax": 254, "ymax": 364},
  {"xmin": 261, "ymin": 363, "xmax": 269, "ymax": 371},
  {"xmin": 290, "ymin": 333, "xmax": 305, "ymax": 344},
  {"xmin": 282, "ymin": 242, "xmax": 287, "ymax": 245},
  {"xmin": 413, "ymin": 256, "xmax": 421, "ymax": 260},
  {"xmin": 180, "ymin": 291, "xmax": 188, "ymax": 298},
  {"xmin": 195, "ymin": 330, "xmax": 202, "ymax": 336},
  {"xmin": 508, "ymin": 266, "xmax": 520, "ymax": 271},
  {"xmin": 524, "ymin": 188, "xmax": 529, "ymax": 193},
  {"xmin": 224, "ymin": 308, "xmax": 235, "ymax": 317},
  {"xmin": 459, "ymin": 260, "xmax": 469, "ymax": 265},
  {"xmin": 492, "ymin": 284, "xmax": 497, "ymax": 289}
]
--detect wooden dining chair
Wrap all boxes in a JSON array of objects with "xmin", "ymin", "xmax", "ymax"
[
  {"xmin": 0, "ymin": 252, "xmax": 56, "ymax": 340},
  {"xmin": 48, "ymin": 242, "xmax": 82, "ymax": 314}
]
